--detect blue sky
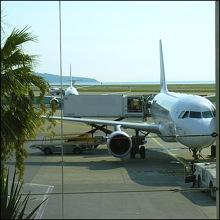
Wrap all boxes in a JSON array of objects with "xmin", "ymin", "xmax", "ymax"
[{"xmin": 1, "ymin": 1, "xmax": 215, "ymax": 82}]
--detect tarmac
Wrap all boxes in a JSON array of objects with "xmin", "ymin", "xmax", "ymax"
[{"xmin": 6, "ymin": 115, "xmax": 217, "ymax": 219}]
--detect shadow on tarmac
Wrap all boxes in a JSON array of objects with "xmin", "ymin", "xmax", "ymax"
[{"xmin": 6, "ymin": 146, "xmax": 216, "ymax": 207}]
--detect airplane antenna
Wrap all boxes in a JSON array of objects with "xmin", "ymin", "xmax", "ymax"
[{"xmin": 159, "ymin": 39, "xmax": 168, "ymax": 93}]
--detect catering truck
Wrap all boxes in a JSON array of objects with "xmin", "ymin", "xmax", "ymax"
[{"xmin": 63, "ymin": 94, "xmax": 154, "ymax": 118}]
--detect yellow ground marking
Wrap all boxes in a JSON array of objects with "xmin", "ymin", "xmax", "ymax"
[{"xmin": 149, "ymin": 134, "xmax": 189, "ymax": 167}]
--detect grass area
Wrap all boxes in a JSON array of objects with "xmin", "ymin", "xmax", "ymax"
[
  {"xmin": 77, "ymin": 84, "xmax": 215, "ymax": 94},
  {"xmin": 32, "ymin": 83, "xmax": 216, "ymax": 96}
]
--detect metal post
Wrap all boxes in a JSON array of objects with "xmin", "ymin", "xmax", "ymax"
[
  {"xmin": 58, "ymin": 1, "xmax": 64, "ymax": 218},
  {"xmin": 215, "ymin": 1, "xmax": 219, "ymax": 219}
]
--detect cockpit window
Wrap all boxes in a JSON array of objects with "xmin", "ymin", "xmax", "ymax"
[
  {"xmin": 182, "ymin": 111, "xmax": 189, "ymax": 118},
  {"xmin": 202, "ymin": 111, "xmax": 213, "ymax": 118},
  {"xmin": 179, "ymin": 110, "xmax": 215, "ymax": 119},
  {"xmin": 178, "ymin": 111, "xmax": 185, "ymax": 118},
  {"xmin": 212, "ymin": 110, "xmax": 216, "ymax": 117},
  {"xmin": 189, "ymin": 111, "xmax": 201, "ymax": 118}
]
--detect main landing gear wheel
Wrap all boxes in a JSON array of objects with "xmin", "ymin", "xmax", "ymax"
[
  {"xmin": 209, "ymin": 181, "xmax": 216, "ymax": 199},
  {"xmin": 139, "ymin": 145, "xmax": 146, "ymax": 159}
]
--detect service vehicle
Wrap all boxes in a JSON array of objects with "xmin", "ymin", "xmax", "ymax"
[
  {"xmin": 185, "ymin": 162, "xmax": 216, "ymax": 199},
  {"xmin": 29, "ymin": 134, "xmax": 106, "ymax": 155}
]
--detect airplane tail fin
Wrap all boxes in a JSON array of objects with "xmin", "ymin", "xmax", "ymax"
[{"xmin": 159, "ymin": 39, "xmax": 168, "ymax": 93}]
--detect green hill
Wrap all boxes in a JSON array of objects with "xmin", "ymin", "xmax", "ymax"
[{"xmin": 34, "ymin": 72, "xmax": 99, "ymax": 84}]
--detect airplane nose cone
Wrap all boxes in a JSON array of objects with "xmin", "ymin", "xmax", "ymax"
[
  {"xmin": 201, "ymin": 118, "xmax": 216, "ymax": 147},
  {"xmin": 176, "ymin": 118, "xmax": 217, "ymax": 148},
  {"xmin": 209, "ymin": 118, "xmax": 217, "ymax": 133}
]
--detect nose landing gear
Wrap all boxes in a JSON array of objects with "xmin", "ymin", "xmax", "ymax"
[
  {"xmin": 192, "ymin": 149, "xmax": 205, "ymax": 161},
  {"xmin": 192, "ymin": 149, "xmax": 199, "ymax": 160},
  {"xmin": 211, "ymin": 145, "xmax": 216, "ymax": 158}
]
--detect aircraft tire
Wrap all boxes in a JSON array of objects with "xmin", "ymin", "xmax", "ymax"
[
  {"xmin": 44, "ymin": 147, "xmax": 52, "ymax": 155},
  {"xmin": 73, "ymin": 147, "xmax": 82, "ymax": 155},
  {"xmin": 197, "ymin": 175, "xmax": 201, "ymax": 188},
  {"xmin": 209, "ymin": 181, "xmax": 216, "ymax": 199},
  {"xmin": 140, "ymin": 146, "xmax": 146, "ymax": 159}
]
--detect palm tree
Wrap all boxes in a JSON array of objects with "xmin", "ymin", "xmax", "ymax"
[{"xmin": 1, "ymin": 26, "xmax": 53, "ymax": 179}]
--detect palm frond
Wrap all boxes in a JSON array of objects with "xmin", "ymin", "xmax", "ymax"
[
  {"xmin": 25, "ymin": 197, "xmax": 48, "ymax": 219},
  {"xmin": 1, "ymin": 168, "xmax": 48, "ymax": 219},
  {"xmin": 1, "ymin": 26, "xmax": 37, "ymax": 60},
  {"xmin": 2, "ymin": 50, "xmax": 37, "ymax": 72}
]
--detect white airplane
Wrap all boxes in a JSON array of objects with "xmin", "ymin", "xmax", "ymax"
[
  {"xmin": 49, "ymin": 64, "xmax": 81, "ymax": 106},
  {"xmin": 49, "ymin": 64, "xmax": 79, "ymax": 97},
  {"xmin": 64, "ymin": 64, "xmax": 79, "ymax": 96},
  {"xmin": 45, "ymin": 40, "xmax": 217, "ymax": 159}
]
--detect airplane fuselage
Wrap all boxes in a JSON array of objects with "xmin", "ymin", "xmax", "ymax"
[{"xmin": 65, "ymin": 86, "xmax": 79, "ymax": 96}]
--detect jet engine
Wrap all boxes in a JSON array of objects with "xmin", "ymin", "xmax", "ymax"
[{"xmin": 107, "ymin": 131, "xmax": 132, "ymax": 158}]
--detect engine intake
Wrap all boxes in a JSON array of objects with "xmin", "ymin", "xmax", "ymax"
[{"xmin": 107, "ymin": 131, "xmax": 132, "ymax": 158}]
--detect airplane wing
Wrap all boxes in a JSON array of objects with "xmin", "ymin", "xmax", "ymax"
[
  {"xmin": 204, "ymin": 95, "xmax": 215, "ymax": 103},
  {"xmin": 43, "ymin": 116, "xmax": 160, "ymax": 134}
]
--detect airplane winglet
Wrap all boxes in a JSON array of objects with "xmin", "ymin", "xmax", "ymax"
[{"xmin": 159, "ymin": 39, "xmax": 168, "ymax": 93}]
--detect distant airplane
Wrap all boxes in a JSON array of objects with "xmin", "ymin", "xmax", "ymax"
[
  {"xmin": 49, "ymin": 64, "xmax": 86, "ymax": 106},
  {"xmin": 49, "ymin": 64, "xmax": 133, "ymax": 106},
  {"xmin": 45, "ymin": 40, "xmax": 217, "ymax": 159},
  {"xmin": 64, "ymin": 64, "xmax": 79, "ymax": 96},
  {"xmin": 48, "ymin": 64, "xmax": 79, "ymax": 97}
]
